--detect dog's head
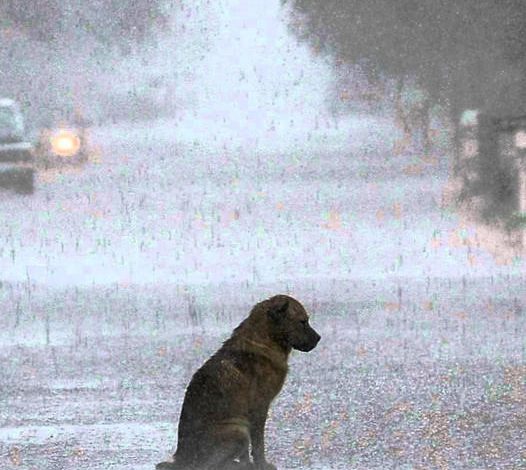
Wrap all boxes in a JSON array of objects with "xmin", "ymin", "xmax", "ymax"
[{"xmin": 266, "ymin": 295, "xmax": 321, "ymax": 352}]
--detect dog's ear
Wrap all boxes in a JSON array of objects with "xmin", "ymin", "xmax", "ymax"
[{"xmin": 268, "ymin": 297, "xmax": 289, "ymax": 322}]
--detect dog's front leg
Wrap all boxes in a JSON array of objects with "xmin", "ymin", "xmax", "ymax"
[{"xmin": 250, "ymin": 410, "xmax": 277, "ymax": 470}]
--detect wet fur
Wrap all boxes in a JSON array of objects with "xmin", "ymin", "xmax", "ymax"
[{"xmin": 156, "ymin": 294, "xmax": 321, "ymax": 470}]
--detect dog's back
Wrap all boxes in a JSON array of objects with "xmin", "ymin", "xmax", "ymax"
[
  {"xmin": 172, "ymin": 347, "xmax": 254, "ymax": 465},
  {"xmin": 156, "ymin": 295, "xmax": 320, "ymax": 470}
]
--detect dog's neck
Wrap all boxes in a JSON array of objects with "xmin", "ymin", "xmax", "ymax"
[{"xmin": 233, "ymin": 336, "xmax": 290, "ymax": 373}]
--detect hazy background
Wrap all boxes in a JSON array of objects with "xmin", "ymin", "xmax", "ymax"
[{"xmin": 1, "ymin": 1, "xmax": 525, "ymax": 469}]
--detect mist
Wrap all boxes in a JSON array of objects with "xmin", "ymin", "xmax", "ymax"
[{"xmin": 1, "ymin": 2, "xmax": 525, "ymax": 470}]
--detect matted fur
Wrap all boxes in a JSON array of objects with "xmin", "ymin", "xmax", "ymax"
[{"xmin": 156, "ymin": 294, "xmax": 321, "ymax": 470}]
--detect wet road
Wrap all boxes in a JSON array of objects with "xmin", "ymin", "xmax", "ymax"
[{"xmin": 1, "ymin": 117, "xmax": 524, "ymax": 469}]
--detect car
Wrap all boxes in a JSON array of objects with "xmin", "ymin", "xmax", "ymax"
[
  {"xmin": 457, "ymin": 109, "xmax": 526, "ymax": 227},
  {"xmin": 0, "ymin": 98, "xmax": 35, "ymax": 194}
]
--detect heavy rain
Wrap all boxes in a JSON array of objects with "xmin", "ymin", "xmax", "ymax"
[{"xmin": 0, "ymin": 1, "xmax": 525, "ymax": 469}]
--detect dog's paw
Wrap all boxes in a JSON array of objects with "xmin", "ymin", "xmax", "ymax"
[{"xmin": 155, "ymin": 461, "xmax": 178, "ymax": 470}]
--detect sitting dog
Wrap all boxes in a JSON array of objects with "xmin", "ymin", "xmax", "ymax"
[{"xmin": 156, "ymin": 294, "xmax": 321, "ymax": 470}]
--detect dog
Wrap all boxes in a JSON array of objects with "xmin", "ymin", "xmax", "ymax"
[{"xmin": 156, "ymin": 294, "xmax": 321, "ymax": 470}]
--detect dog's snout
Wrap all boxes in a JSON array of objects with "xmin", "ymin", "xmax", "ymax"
[
  {"xmin": 301, "ymin": 328, "xmax": 320, "ymax": 352},
  {"xmin": 311, "ymin": 330, "xmax": 321, "ymax": 348}
]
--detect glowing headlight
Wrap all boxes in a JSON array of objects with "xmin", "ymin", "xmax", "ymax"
[
  {"xmin": 50, "ymin": 130, "xmax": 81, "ymax": 157},
  {"xmin": 514, "ymin": 130, "xmax": 526, "ymax": 149}
]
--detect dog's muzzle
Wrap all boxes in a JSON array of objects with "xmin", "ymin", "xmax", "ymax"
[{"xmin": 296, "ymin": 329, "xmax": 321, "ymax": 352}]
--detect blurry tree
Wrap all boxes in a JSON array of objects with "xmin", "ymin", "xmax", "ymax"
[
  {"xmin": 284, "ymin": 0, "xmax": 526, "ymax": 151},
  {"xmin": 0, "ymin": 0, "xmax": 171, "ymax": 49},
  {"xmin": 0, "ymin": 0, "xmax": 63, "ymax": 42},
  {"xmin": 284, "ymin": 0, "xmax": 526, "ymax": 225},
  {"xmin": 0, "ymin": 1, "xmax": 187, "ymax": 125}
]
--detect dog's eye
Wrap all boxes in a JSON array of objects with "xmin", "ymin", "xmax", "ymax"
[{"xmin": 300, "ymin": 320, "xmax": 308, "ymax": 325}]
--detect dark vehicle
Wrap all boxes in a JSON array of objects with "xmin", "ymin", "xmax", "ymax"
[
  {"xmin": 457, "ymin": 109, "xmax": 526, "ymax": 225},
  {"xmin": 0, "ymin": 98, "xmax": 35, "ymax": 194}
]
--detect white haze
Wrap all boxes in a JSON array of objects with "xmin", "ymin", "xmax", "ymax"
[
  {"xmin": 1, "ymin": 0, "xmax": 520, "ymax": 287},
  {"xmin": 102, "ymin": 0, "xmax": 390, "ymax": 151}
]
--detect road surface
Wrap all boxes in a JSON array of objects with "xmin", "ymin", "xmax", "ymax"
[{"xmin": 1, "ymin": 116, "xmax": 524, "ymax": 469}]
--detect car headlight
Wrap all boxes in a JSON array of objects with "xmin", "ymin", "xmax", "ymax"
[
  {"xmin": 514, "ymin": 130, "xmax": 526, "ymax": 149},
  {"xmin": 49, "ymin": 129, "xmax": 81, "ymax": 157}
]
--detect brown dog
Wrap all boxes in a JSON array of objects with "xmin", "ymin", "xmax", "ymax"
[{"xmin": 156, "ymin": 294, "xmax": 321, "ymax": 470}]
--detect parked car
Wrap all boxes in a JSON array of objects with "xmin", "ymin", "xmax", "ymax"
[
  {"xmin": 457, "ymin": 109, "xmax": 526, "ymax": 224},
  {"xmin": 0, "ymin": 98, "xmax": 35, "ymax": 194}
]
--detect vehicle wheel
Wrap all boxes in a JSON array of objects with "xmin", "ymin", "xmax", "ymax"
[{"xmin": 13, "ymin": 169, "xmax": 35, "ymax": 195}]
